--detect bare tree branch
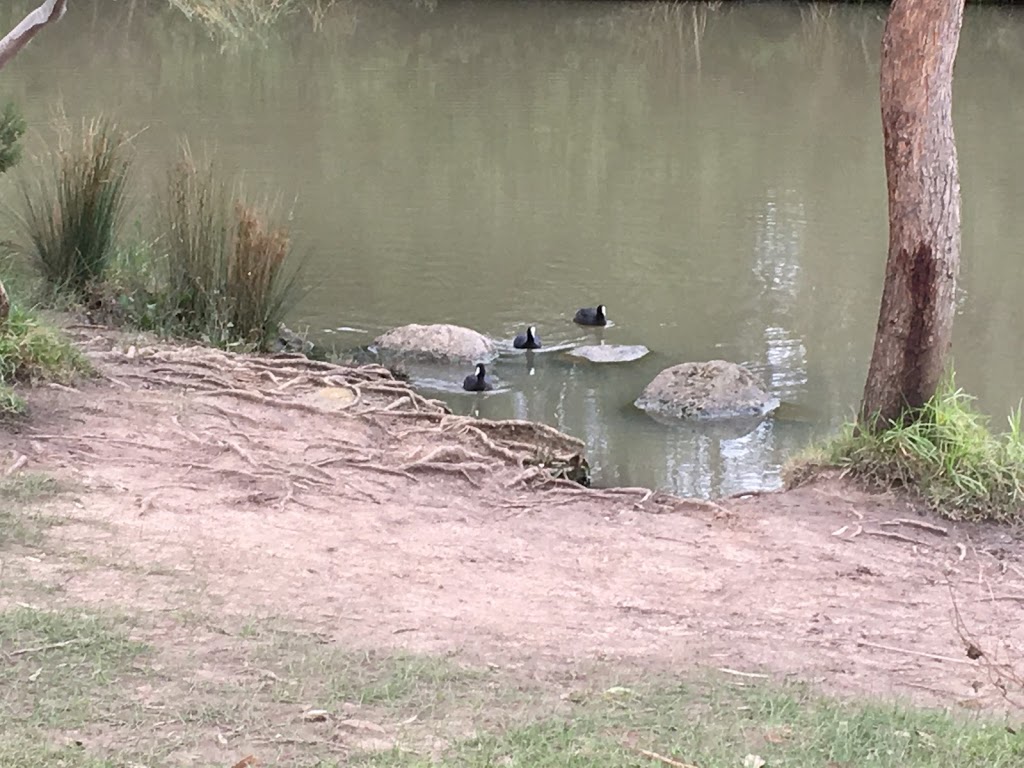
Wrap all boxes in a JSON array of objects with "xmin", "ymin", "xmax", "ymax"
[
  {"xmin": 0, "ymin": 0, "xmax": 68, "ymax": 71},
  {"xmin": 0, "ymin": 1, "xmax": 69, "ymax": 324}
]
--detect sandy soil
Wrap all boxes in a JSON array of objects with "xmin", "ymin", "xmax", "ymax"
[{"xmin": 4, "ymin": 325, "xmax": 1024, "ymax": 713}]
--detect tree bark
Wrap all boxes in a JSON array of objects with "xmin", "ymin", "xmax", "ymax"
[
  {"xmin": 0, "ymin": 0, "xmax": 69, "ymax": 328},
  {"xmin": 0, "ymin": 0, "xmax": 68, "ymax": 71},
  {"xmin": 859, "ymin": 0, "xmax": 965, "ymax": 432}
]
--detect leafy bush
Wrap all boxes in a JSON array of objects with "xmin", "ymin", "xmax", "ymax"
[{"xmin": 0, "ymin": 102, "xmax": 26, "ymax": 175}]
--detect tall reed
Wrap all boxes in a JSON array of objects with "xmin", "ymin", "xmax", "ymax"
[
  {"xmin": 158, "ymin": 148, "xmax": 301, "ymax": 348},
  {"xmin": 13, "ymin": 116, "xmax": 133, "ymax": 297}
]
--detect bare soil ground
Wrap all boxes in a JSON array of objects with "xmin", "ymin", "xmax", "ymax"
[{"xmin": 4, "ymin": 325, "xmax": 1024, "ymax": 765}]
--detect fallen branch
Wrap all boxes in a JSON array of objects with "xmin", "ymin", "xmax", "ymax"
[
  {"xmin": 717, "ymin": 667, "xmax": 769, "ymax": 679},
  {"xmin": 863, "ymin": 530, "xmax": 929, "ymax": 547},
  {"xmin": 855, "ymin": 640, "xmax": 976, "ymax": 666},
  {"xmin": 9, "ymin": 638, "xmax": 82, "ymax": 657},
  {"xmin": 4, "ymin": 453, "xmax": 28, "ymax": 476},
  {"xmin": 633, "ymin": 746, "xmax": 700, "ymax": 768},
  {"xmin": 880, "ymin": 518, "xmax": 948, "ymax": 536}
]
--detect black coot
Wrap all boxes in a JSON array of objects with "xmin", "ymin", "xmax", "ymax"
[
  {"xmin": 573, "ymin": 304, "xmax": 607, "ymax": 326},
  {"xmin": 513, "ymin": 325, "xmax": 542, "ymax": 350},
  {"xmin": 462, "ymin": 363, "xmax": 493, "ymax": 392}
]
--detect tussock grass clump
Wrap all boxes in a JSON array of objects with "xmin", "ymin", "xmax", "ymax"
[
  {"xmin": 157, "ymin": 149, "xmax": 300, "ymax": 349},
  {"xmin": 787, "ymin": 377, "xmax": 1024, "ymax": 523},
  {"xmin": 0, "ymin": 305, "xmax": 90, "ymax": 415},
  {"xmin": 12, "ymin": 116, "xmax": 134, "ymax": 297},
  {"xmin": 167, "ymin": 0, "xmax": 298, "ymax": 43}
]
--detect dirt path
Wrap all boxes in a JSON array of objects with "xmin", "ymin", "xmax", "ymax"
[{"xmin": 4, "ymin": 325, "xmax": 1024, "ymax": 716}]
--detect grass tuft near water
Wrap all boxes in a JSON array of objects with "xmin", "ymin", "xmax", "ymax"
[
  {"xmin": 155, "ymin": 146, "xmax": 302, "ymax": 349},
  {"xmin": 787, "ymin": 375, "xmax": 1024, "ymax": 523},
  {"xmin": 10, "ymin": 116, "xmax": 134, "ymax": 298}
]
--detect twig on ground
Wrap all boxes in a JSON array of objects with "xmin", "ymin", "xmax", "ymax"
[
  {"xmin": 196, "ymin": 401, "xmax": 263, "ymax": 426},
  {"xmin": 716, "ymin": 667, "xmax": 769, "ymax": 679},
  {"xmin": 855, "ymin": 640, "xmax": 977, "ymax": 666},
  {"xmin": 25, "ymin": 433, "xmax": 162, "ymax": 452},
  {"xmin": 725, "ymin": 488, "xmax": 778, "ymax": 500},
  {"xmin": 863, "ymin": 529, "xmax": 929, "ymax": 547},
  {"xmin": 880, "ymin": 518, "xmax": 948, "ymax": 536},
  {"xmin": 632, "ymin": 746, "xmax": 700, "ymax": 768},
  {"xmin": 223, "ymin": 437, "xmax": 257, "ymax": 466},
  {"xmin": 4, "ymin": 453, "xmax": 28, "ymax": 476},
  {"xmin": 9, "ymin": 638, "xmax": 83, "ymax": 657}
]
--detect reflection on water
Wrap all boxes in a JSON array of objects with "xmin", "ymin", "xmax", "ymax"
[{"xmin": 4, "ymin": 1, "xmax": 1024, "ymax": 496}]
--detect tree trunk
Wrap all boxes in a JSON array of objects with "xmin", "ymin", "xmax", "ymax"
[
  {"xmin": 0, "ymin": 0, "xmax": 68, "ymax": 70},
  {"xmin": 0, "ymin": 279, "xmax": 9, "ymax": 326},
  {"xmin": 859, "ymin": 0, "xmax": 965, "ymax": 432},
  {"xmin": 0, "ymin": 1, "xmax": 70, "ymax": 330}
]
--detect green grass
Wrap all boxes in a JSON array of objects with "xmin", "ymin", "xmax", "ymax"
[
  {"xmin": 0, "ymin": 606, "xmax": 146, "ymax": 766},
  {"xmin": 10, "ymin": 115, "xmax": 134, "ymax": 298},
  {"xmin": 788, "ymin": 375, "xmax": 1024, "ymax": 523},
  {"xmin": 0, "ymin": 304, "xmax": 90, "ymax": 415},
  {"xmin": 0, "ymin": 607, "xmax": 147, "ymax": 727},
  {"xmin": 0, "ymin": 738, "xmax": 120, "ymax": 768},
  {"xmin": 343, "ymin": 674, "xmax": 1024, "ymax": 768},
  {"xmin": 0, "ymin": 598, "xmax": 1018, "ymax": 766},
  {"xmin": 0, "ymin": 472, "xmax": 65, "ymax": 549}
]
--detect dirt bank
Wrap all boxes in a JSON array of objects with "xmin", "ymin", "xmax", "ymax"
[{"xmin": 3, "ymin": 324, "xmax": 1024, "ymax": 716}]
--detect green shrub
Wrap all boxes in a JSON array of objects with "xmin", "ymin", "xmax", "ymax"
[
  {"xmin": 0, "ymin": 305, "xmax": 90, "ymax": 416},
  {"xmin": 156, "ymin": 148, "xmax": 301, "ymax": 349},
  {"xmin": 787, "ymin": 375, "xmax": 1024, "ymax": 523},
  {"xmin": 0, "ymin": 102, "xmax": 27, "ymax": 176},
  {"xmin": 12, "ymin": 116, "xmax": 134, "ymax": 297}
]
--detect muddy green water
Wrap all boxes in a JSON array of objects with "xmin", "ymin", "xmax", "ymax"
[{"xmin": 4, "ymin": 1, "xmax": 1024, "ymax": 496}]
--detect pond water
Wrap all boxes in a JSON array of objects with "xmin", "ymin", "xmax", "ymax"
[{"xmin": 4, "ymin": 0, "xmax": 1024, "ymax": 496}]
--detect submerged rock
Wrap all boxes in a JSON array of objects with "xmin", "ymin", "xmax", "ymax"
[
  {"xmin": 566, "ymin": 344, "xmax": 650, "ymax": 363},
  {"xmin": 634, "ymin": 360, "xmax": 779, "ymax": 421},
  {"xmin": 270, "ymin": 323, "xmax": 317, "ymax": 357},
  {"xmin": 373, "ymin": 323, "xmax": 497, "ymax": 365}
]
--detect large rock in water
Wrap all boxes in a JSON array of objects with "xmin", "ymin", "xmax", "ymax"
[
  {"xmin": 634, "ymin": 360, "xmax": 780, "ymax": 420},
  {"xmin": 373, "ymin": 323, "xmax": 497, "ymax": 365}
]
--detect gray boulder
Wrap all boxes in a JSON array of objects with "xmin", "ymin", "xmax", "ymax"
[
  {"xmin": 373, "ymin": 323, "xmax": 497, "ymax": 365},
  {"xmin": 635, "ymin": 360, "xmax": 779, "ymax": 420}
]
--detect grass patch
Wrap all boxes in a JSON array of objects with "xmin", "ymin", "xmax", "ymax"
[
  {"xmin": 0, "ymin": 738, "xmax": 120, "ymax": 768},
  {"xmin": 0, "ymin": 600, "xmax": 1016, "ymax": 767},
  {"xmin": 0, "ymin": 304, "xmax": 90, "ymax": 415},
  {"xmin": 787, "ymin": 376, "xmax": 1024, "ymax": 523},
  {"xmin": 0, "ymin": 472, "xmax": 65, "ymax": 550},
  {"xmin": 10, "ymin": 115, "xmax": 133, "ymax": 298},
  {"xmin": 154, "ymin": 147, "xmax": 303, "ymax": 349},
  {"xmin": 0, "ymin": 607, "xmax": 147, "ymax": 730},
  {"xmin": 241, "ymin": 620, "xmax": 487, "ymax": 716},
  {"xmin": 351, "ymin": 675, "xmax": 1024, "ymax": 768},
  {"xmin": 167, "ymin": 0, "xmax": 300, "ymax": 44}
]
